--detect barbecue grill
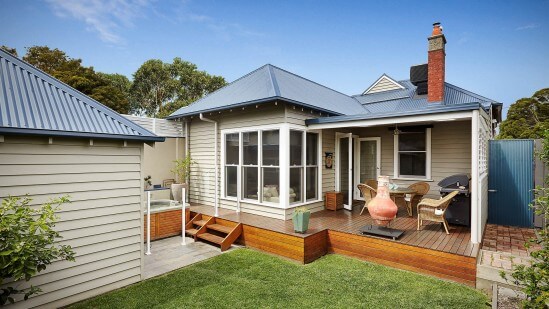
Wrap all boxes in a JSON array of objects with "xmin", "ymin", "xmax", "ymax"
[{"xmin": 438, "ymin": 174, "xmax": 471, "ymax": 226}]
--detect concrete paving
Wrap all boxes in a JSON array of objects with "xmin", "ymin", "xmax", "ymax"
[{"xmin": 143, "ymin": 236, "xmax": 234, "ymax": 279}]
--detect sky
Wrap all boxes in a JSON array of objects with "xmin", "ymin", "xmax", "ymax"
[{"xmin": 1, "ymin": 0, "xmax": 548, "ymax": 117}]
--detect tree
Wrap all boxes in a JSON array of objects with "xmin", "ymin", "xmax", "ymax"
[
  {"xmin": 130, "ymin": 58, "xmax": 226, "ymax": 118},
  {"xmin": 130, "ymin": 59, "xmax": 177, "ymax": 117},
  {"xmin": 22, "ymin": 46, "xmax": 129, "ymax": 114},
  {"xmin": 499, "ymin": 88, "xmax": 549, "ymax": 139},
  {"xmin": 0, "ymin": 196, "xmax": 75, "ymax": 305},
  {"xmin": 0, "ymin": 45, "xmax": 17, "ymax": 57}
]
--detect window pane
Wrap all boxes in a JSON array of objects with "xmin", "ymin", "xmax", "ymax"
[
  {"xmin": 290, "ymin": 130, "xmax": 302, "ymax": 166},
  {"xmin": 262, "ymin": 130, "xmax": 279, "ymax": 166},
  {"xmin": 399, "ymin": 133, "xmax": 425, "ymax": 151},
  {"xmin": 262, "ymin": 168, "xmax": 279, "ymax": 204},
  {"xmin": 399, "ymin": 153, "xmax": 426, "ymax": 176},
  {"xmin": 242, "ymin": 167, "xmax": 258, "ymax": 200},
  {"xmin": 225, "ymin": 133, "xmax": 239, "ymax": 165},
  {"xmin": 290, "ymin": 167, "xmax": 302, "ymax": 204},
  {"xmin": 306, "ymin": 167, "xmax": 318, "ymax": 200},
  {"xmin": 306, "ymin": 133, "xmax": 318, "ymax": 165},
  {"xmin": 243, "ymin": 132, "xmax": 258, "ymax": 165},
  {"xmin": 226, "ymin": 166, "xmax": 237, "ymax": 197}
]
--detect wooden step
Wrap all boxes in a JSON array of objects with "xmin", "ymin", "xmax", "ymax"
[
  {"xmin": 185, "ymin": 228, "xmax": 199, "ymax": 236},
  {"xmin": 207, "ymin": 224, "xmax": 233, "ymax": 234},
  {"xmin": 194, "ymin": 219, "xmax": 208, "ymax": 227},
  {"xmin": 197, "ymin": 232, "xmax": 225, "ymax": 245}
]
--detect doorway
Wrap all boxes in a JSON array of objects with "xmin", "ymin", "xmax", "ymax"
[{"xmin": 336, "ymin": 133, "xmax": 381, "ymax": 210}]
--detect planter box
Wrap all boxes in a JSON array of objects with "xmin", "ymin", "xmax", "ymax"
[
  {"xmin": 293, "ymin": 211, "xmax": 311, "ymax": 233},
  {"xmin": 325, "ymin": 191, "xmax": 343, "ymax": 211}
]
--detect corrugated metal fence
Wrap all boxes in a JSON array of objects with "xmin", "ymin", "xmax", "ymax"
[{"xmin": 488, "ymin": 140, "xmax": 535, "ymax": 227}]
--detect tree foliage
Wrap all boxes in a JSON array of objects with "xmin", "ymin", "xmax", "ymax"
[
  {"xmin": 0, "ymin": 196, "xmax": 75, "ymax": 306},
  {"xmin": 130, "ymin": 58, "xmax": 226, "ymax": 118},
  {"xmin": 0, "ymin": 45, "xmax": 17, "ymax": 57},
  {"xmin": 503, "ymin": 130, "xmax": 549, "ymax": 308},
  {"xmin": 499, "ymin": 88, "xmax": 549, "ymax": 139},
  {"xmin": 22, "ymin": 46, "xmax": 130, "ymax": 114}
]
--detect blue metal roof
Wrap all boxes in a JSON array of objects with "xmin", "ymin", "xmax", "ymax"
[
  {"xmin": 167, "ymin": 64, "xmax": 366, "ymax": 119},
  {"xmin": 0, "ymin": 49, "xmax": 163, "ymax": 142},
  {"xmin": 354, "ymin": 80, "xmax": 499, "ymax": 111},
  {"xmin": 306, "ymin": 102, "xmax": 484, "ymax": 125}
]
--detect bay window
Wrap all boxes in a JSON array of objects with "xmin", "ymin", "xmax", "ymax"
[
  {"xmin": 225, "ymin": 133, "xmax": 239, "ymax": 197},
  {"xmin": 262, "ymin": 130, "xmax": 280, "ymax": 204},
  {"xmin": 222, "ymin": 127, "xmax": 320, "ymax": 207}
]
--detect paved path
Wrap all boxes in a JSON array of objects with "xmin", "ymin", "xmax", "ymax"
[{"xmin": 144, "ymin": 236, "xmax": 233, "ymax": 279}]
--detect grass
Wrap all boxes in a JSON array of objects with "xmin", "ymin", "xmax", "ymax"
[{"xmin": 70, "ymin": 249, "xmax": 488, "ymax": 309}]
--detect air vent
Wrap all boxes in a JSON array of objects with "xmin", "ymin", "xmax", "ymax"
[
  {"xmin": 416, "ymin": 82, "xmax": 428, "ymax": 95},
  {"xmin": 410, "ymin": 64, "xmax": 428, "ymax": 85}
]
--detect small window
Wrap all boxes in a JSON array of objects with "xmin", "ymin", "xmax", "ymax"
[{"xmin": 396, "ymin": 129, "xmax": 429, "ymax": 178}]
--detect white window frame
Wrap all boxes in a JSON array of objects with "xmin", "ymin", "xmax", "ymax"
[
  {"xmin": 305, "ymin": 131, "xmax": 320, "ymax": 202},
  {"xmin": 220, "ymin": 124, "xmax": 322, "ymax": 209},
  {"xmin": 241, "ymin": 131, "xmax": 260, "ymax": 202},
  {"xmin": 393, "ymin": 128, "xmax": 432, "ymax": 180}
]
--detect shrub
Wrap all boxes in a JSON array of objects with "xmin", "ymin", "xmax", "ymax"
[{"xmin": 0, "ymin": 196, "xmax": 75, "ymax": 306}]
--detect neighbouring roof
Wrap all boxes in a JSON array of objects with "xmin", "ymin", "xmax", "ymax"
[
  {"xmin": 0, "ymin": 49, "xmax": 163, "ymax": 142},
  {"xmin": 167, "ymin": 64, "xmax": 366, "ymax": 119}
]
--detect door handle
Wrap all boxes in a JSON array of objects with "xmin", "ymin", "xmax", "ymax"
[{"xmin": 488, "ymin": 189, "xmax": 497, "ymax": 193}]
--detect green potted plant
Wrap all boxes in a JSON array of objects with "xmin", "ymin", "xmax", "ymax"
[
  {"xmin": 292, "ymin": 207, "xmax": 311, "ymax": 233},
  {"xmin": 144, "ymin": 175, "xmax": 152, "ymax": 190},
  {"xmin": 171, "ymin": 154, "xmax": 194, "ymax": 203}
]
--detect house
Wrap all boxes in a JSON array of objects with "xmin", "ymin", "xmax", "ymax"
[
  {"xmin": 168, "ymin": 22, "xmax": 502, "ymax": 246},
  {"xmin": 0, "ymin": 48, "xmax": 164, "ymax": 308}
]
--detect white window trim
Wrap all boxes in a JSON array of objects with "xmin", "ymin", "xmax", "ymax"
[
  {"xmin": 220, "ymin": 124, "xmax": 322, "ymax": 209},
  {"xmin": 393, "ymin": 128, "xmax": 432, "ymax": 180}
]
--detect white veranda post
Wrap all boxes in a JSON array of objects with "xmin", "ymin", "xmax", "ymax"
[
  {"xmin": 146, "ymin": 191, "xmax": 151, "ymax": 255},
  {"xmin": 182, "ymin": 187, "xmax": 187, "ymax": 246}
]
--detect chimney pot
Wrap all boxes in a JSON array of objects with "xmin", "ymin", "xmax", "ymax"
[{"xmin": 432, "ymin": 22, "xmax": 443, "ymax": 36}]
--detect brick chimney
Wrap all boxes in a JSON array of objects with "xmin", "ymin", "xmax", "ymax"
[{"xmin": 427, "ymin": 22, "xmax": 446, "ymax": 102}]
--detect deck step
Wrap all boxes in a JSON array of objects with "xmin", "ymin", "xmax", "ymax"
[
  {"xmin": 185, "ymin": 228, "xmax": 199, "ymax": 236},
  {"xmin": 197, "ymin": 232, "xmax": 225, "ymax": 244},
  {"xmin": 207, "ymin": 224, "xmax": 233, "ymax": 234},
  {"xmin": 194, "ymin": 219, "xmax": 208, "ymax": 227}
]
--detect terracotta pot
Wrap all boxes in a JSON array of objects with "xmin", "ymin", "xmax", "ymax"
[
  {"xmin": 171, "ymin": 183, "xmax": 188, "ymax": 203},
  {"xmin": 367, "ymin": 176, "xmax": 398, "ymax": 226}
]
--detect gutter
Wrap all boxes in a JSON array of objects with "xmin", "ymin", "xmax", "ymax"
[{"xmin": 199, "ymin": 113, "xmax": 219, "ymax": 217}]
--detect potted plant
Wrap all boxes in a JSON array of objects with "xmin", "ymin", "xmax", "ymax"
[
  {"xmin": 144, "ymin": 175, "xmax": 152, "ymax": 190},
  {"xmin": 171, "ymin": 154, "xmax": 193, "ymax": 203},
  {"xmin": 292, "ymin": 207, "xmax": 311, "ymax": 233}
]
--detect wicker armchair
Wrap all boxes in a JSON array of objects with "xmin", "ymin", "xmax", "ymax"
[
  {"xmin": 366, "ymin": 179, "xmax": 378, "ymax": 190},
  {"xmin": 357, "ymin": 184, "xmax": 377, "ymax": 215},
  {"xmin": 404, "ymin": 182, "xmax": 430, "ymax": 216},
  {"xmin": 417, "ymin": 190, "xmax": 459, "ymax": 234}
]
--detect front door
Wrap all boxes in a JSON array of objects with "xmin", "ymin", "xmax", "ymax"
[{"xmin": 354, "ymin": 138, "xmax": 381, "ymax": 200}]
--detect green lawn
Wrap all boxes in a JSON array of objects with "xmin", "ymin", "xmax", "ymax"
[{"xmin": 70, "ymin": 249, "xmax": 488, "ymax": 309}]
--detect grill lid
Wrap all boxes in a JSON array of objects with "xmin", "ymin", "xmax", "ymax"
[{"xmin": 438, "ymin": 174, "xmax": 470, "ymax": 188}]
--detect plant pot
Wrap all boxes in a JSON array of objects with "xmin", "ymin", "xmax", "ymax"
[
  {"xmin": 293, "ymin": 211, "xmax": 311, "ymax": 233},
  {"xmin": 171, "ymin": 183, "xmax": 188, "ymax": 203}
]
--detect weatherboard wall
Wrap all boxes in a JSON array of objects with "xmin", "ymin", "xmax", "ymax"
[
  {"xmin": 0, "ymin": 135, "xmax": 144, "ymax": 309},
  {"xmin": 188, "ymin": 103, "xmax": 289, "ymax": 219}
]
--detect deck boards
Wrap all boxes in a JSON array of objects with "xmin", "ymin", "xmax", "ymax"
[{"xmin": 191, "ymin": 203, "xmax": 479, "ymax": 258}]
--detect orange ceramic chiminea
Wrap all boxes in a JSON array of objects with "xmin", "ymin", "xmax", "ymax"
[{"xmin": 367, "ymin": 176, "xmax": 398, "ymax": 226}]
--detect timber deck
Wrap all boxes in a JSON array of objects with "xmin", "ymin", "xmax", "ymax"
[{"xmin": 190, "ymin": 203, "xmax": 480, "ymax": 286}]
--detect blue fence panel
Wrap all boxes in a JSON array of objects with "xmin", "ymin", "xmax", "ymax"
[{"xmin": 488, "ymin": 140, "xmax": 534, "ymax": 227}]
